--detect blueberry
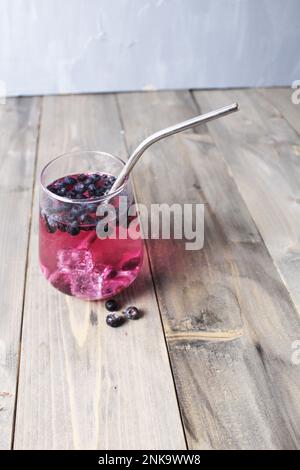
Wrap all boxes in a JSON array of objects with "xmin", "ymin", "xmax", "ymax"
[
  {"xmin": 66, "ymin": 190, "xmax": 76, "ymax": 199},
  {"xmin": 45, "ymin": 215, "xmax": 58, "ymax": 233},
  {"xmin": 57, "ymin": 187, "xmax": 67, "ymax": 196},
  {"xmin": 79, "ymin": 213, "xmax": 94, "ymax": 225},
  {"xmin": 67, "ymin": 221, "xmax": 80, "ymax": 236},
  {"xmin": 70, "ymin": 206, "xmax": 81, "ymax": 217},
  {"xmin": 106, "ymin": 313, "xmax": 124, "ymax": 328},
  {"xmin": 52, "ymin": 181, "xmax": 65, "ymax": 192},
  {"xmin": 75, "ymin": 193, "xmax": 86, "ymax": 199},
  {"xmin": 123, "ymin": 306, "xmax": 141, "ymax": 320},
  {"xmin": 47, "ymin": 184, "xmax": 60, "ymax": 194},
  {"xmin": 87, "ymin": 203, "xmax": 98, "ymax": 213},
  {"xmin": 53, "ymin": 181, "xmax": 64, "ymax": 188},
  {"xmin": 95, "ymin": 188, "xmax": 105, "ymax": 197},
  {"xmin": 57, "ymin": 222, "xmax": 67, "ymax": 232},
  {"xmin": 77, "ymin": 204, "xmax": 87, "ymax": 214},
  {"xmin": 74, "ymin": 182, "xmax": 85, "ymax": 193},
  {"xmin": 87, "ymin": 183, "xmax": 97, "ymax": 196},
  {"xmin": 122, "ymin": 257, "xmax": 140, "ymax": 271},
  {"xmin": 83, "ymin": 176, "xmax": 94, "ymax": 186},
  {"xmin": 103, "ymin": 177, "xmax": 116, "ymax": 189},
  {"xmin": 63, "ymin": 176, "xmax": 76, "ymax": 185},
  {"xmin": 105, "ymin": 269, "xmax": 118, "ymax": 280},
  {"xmin": 55, "ymin": 202, "xmax": 70, "ymax": 212},
  {"xmin": 105, "ymin": 299, "xmax": 119, "ymax": 312},
  {"xmin": 77, "ymin": 174, "xmax": 86, "ymax": 181},
  {"xmin": 92, "ymin": 173, "xmax": 101, "ymax": 182}
]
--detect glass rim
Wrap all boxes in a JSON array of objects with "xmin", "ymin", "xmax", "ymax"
[{"xmin": 40, "ymin": 150, "xmax": 128, "ymax": 204}]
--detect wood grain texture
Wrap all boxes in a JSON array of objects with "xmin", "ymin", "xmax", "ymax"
[
  {"xmin": 117, "ymin": 90, "xmax": 300, "ymax": 449},
  {"xmin": 262, "ymin": 87, "xmax": 300, "ymax": 136},
  {"xmin": 14, "ymin": 95, "xmax": 186, "ymax": 450},
  {"xmin": 0, "ymin": 97, "xmax": 41, "ymax": 449},
  {"xmin": 193, "ymin": 88, "xmax": 300, "ymax": 313}
]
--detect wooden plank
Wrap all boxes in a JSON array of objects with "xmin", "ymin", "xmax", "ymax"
[
  {"xmin": 193, "ymin": 88, "xmax": 300, "ymax": 313},
  {"xmin": 0, "ymin": 97, "xmax": 41, "ymax": 449},
  {"xmin": 262, "ymin": 87, "xmax": 300, "ymax": 135},
  {"xmin": 14, "ymin": 95, "xmax": 186, "ymax": 450},
  {"xmin": 117, "ymin": 90, "xmax": 300, "ymax": 449}
]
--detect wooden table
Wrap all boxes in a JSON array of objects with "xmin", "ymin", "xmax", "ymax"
[{"xmin": 1, "ymin": 89, "xmax": 300, "ymax": 450}]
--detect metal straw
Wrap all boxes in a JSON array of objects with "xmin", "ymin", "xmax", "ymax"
[{"xmin": 109, "ymin": 102, "xmax": 239, "ymax": 194}]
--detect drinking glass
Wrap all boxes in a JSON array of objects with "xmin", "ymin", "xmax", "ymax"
[{"xmin": 39, "ymin": 150, "xmax": 143, "ymax": 300}]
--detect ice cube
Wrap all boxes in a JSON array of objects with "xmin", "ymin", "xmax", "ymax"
[
  {"xmin": 57, "ymin": 249, "xmax": 94, "ymax": 272},
  {"xmin": 101, "ymin": 269, "xmax": 133, "ymax": 298},
  {"xmin": 102, "ymin": 266, "xmax": 118, "ymax": 280},
  {"xmin": 49, "ymin": 270, "xmax": 72, "ymax": 296},
  {"xmin": 70, "ymin": 271, "xmax": 102, "ymax": 300}
]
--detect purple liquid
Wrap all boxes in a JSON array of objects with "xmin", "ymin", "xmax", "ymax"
[{"xmin": 39, "ymin": 172, "xmax": 143, "ymax": 300}]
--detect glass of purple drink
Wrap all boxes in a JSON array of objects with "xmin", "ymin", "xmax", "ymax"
[{"xmin": 39, "ymin": 151, "xmax": 143, "ymax": 300}]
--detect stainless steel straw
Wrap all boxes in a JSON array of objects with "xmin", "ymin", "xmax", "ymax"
[{"xmin": 109, "ymin": 102, "xmax": 239, "ymax": 194}]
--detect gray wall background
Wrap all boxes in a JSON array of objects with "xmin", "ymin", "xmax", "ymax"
[{"xmin": 1, "ymin": 0, "xmax": 300, "ymax": 96}]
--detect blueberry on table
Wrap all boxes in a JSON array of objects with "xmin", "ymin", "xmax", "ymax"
[
  {"xmin": 67, "ymin": 221, "xmax": 80, "ymax": 236},
  {"xmin": 105, "ymin": 299, "xmax": 119, "ymax": 312},
  {"xmin": 106, "ymin": 313, "xmax": 124, "ymax": 328},
  {"xmin": 123, "ymin": 306, "xmax": 141, "ymax": 320}
]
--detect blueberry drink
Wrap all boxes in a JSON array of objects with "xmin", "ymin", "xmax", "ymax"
[{"xmin": 39, "ymin": 151, "xmax": 143, "ymax": 300}]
